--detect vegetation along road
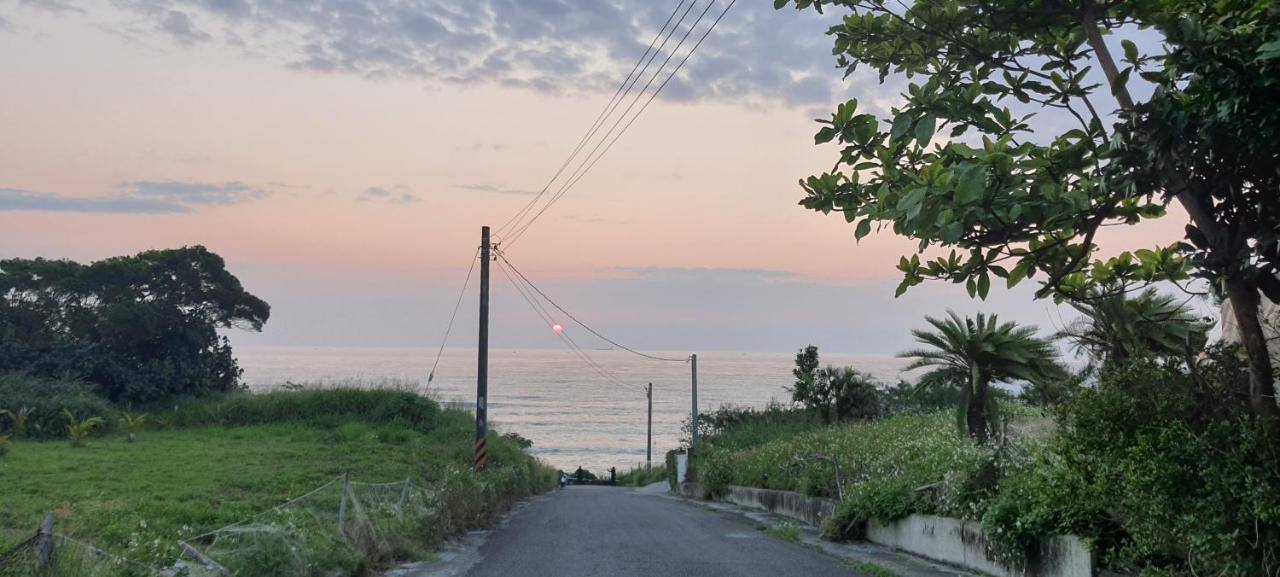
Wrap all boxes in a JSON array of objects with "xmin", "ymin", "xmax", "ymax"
[{"xmin": 456, "ymin": 485, "xmax": 859, "ymax": 577}]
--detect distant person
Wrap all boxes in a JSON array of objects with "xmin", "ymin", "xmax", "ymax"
[{"xmin": 609, "ymin": 467, "xmax": 617, "ymax": 483}]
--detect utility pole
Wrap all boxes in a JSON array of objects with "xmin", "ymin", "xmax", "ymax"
[
  {"xmin": 474, "ymin": 226, "xmax": 490, "ymax": 471},
  {"xmin": 646, "ymin": 383, "xmax": 653, "ymax": 467},
  {"xmin": 690, "ymin": 353, "xmax": 698, "ymax": 457}
]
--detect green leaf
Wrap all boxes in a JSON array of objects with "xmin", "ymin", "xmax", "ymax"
[
  {"xmin": 855, "ymin": 219, "xmax": 872, "ymax": 240},
  {"xmin": 890, "ymin": 113, "xmax": 913, "ymax": 141},
  {"xmin": 915, "ymin": 114, "xmax": 936, "ymax": 147},
  {"xmin": 977, "ymin": 271, "xmax": 991, "ymax": 300},
  {"xmin": 1121, "ymin": 39, "xmax": 1139, "ymax": 63},
  {"xmin": 895, "ymin": 278, "xmax": 911, "ymax": 297},
  {"xmin": 1007, "ymin": 263, "xmax": 1028, "ymax": 288},
  {"xmin": 1111, "ymin": 68, "xmax": 1132, "ymax": 98},
  {"xmin": 1257, "ymin": 40, "xmax": 1280, "ymax": 61}
]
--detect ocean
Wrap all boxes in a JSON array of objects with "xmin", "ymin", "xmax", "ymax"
[{"xmin": 235, "ymin": 347, "xmax": 915, "ymax": 474}]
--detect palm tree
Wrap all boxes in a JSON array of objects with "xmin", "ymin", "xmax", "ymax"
[
  {"xmin": 1056, "ymin": 287, "xmax": 1210, "ymax": 372},
  {"xmin": 899, "ymin": 312, "xmax": 1063, "ymax": 443}
]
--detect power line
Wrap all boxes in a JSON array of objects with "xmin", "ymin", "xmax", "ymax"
[
  {"xmin": 494, "ymin": 256, "xmax": 643, "ymax": 392},
  {"xmin": 502, "ymin": 0, "xmax": 736, "ymax": 248},
  {"xmin": 498, "ymin": 254, "xmax": 688, "ymax": 363},
  {"xmin": 427, "ymin": 246, "xmax": 480, "ymax": 384},
  {"xmin": 494, "ymin": 0, "xmax": 694, "ymax": 241}
]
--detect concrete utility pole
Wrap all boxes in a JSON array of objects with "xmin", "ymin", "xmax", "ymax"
[
  {"xmin": 646, "ymin": 383, "xmax": 653, "ymax": 467},
  {"xmin": 474, "ymin": 226, "xmax": 490, "ymax": 471},
  {"xmin": 690, "ymin": 354, "xmax": 698, "ymax": 456}
]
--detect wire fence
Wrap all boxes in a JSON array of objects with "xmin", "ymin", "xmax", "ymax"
[{"xmin": 0, "ymin": 469, "xmax": 508, "ymax": 577}]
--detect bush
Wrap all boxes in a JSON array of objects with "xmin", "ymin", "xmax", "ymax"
[
  {"xmin": 982, "ymin": 351, "xmax": 1280, "ymax": 576},
  {"xmin": 699, "ymin": 411, "xmax": 992, "ymax": 538},
  {"xmin": 0, "ymin": 372, "xmax": 118, "ymax": 439},
  {"xmin": 617, "ymin": 465, "xmax": 669, "ymax": 487},
  {"xmin": 167, "ymin": 388, "xmax": 440, "ymax": 432}
]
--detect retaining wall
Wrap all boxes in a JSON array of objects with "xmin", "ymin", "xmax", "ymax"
[{"xmin": 716, "ymin": 485, "xmax": 1092, "ymax": 577}]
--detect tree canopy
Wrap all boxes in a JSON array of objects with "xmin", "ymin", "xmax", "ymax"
[
  {"xmin": 0, "ymin": 246, "xmax": 269, "ymax": 403},
  {"xmin": 778, "ymin": 0, "xmax": 1280, "ymax": 422}
]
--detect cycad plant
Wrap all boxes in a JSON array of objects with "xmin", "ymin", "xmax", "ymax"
[
  {"xmin": 0, "ymin": 406, "xmax": 33, "ymax": 438},
  {"xmin": 120, "ymin": 412, "xmax": 147, "ymax": 443},
  {"xmin": 1056, "ymin": 287, "xmax": 1210, "ymax": 373},
  {"xmin": 899, "ymin": 312, "xmax": 1064, "ymax": 444},
  {"xmin": 63, "ymin": 409, "xmax": 105, "ymax": 448}
]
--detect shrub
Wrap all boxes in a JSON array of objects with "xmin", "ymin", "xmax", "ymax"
[
  {"xmin": 168, "ymin": 388, "xmax": 440, "ymax": 432},
  {"xmin": 982, "ymin": 351, "xmax": 1280, "ymax": 576},
  {"xmin": 699, "ymin": 411, "xmax": 992, "ymax": 538},
  {"xmin": 617, "ymin": 465, "xmax": 669, "ymax": 487},
  {"xmin": 0, "ymin": 372, "xmax": 118, "ymax": 439}
]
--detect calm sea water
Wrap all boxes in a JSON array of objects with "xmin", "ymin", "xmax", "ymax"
[{"xmin": 235, "ymin": 347, "xmax": 914, "ymax": 474}]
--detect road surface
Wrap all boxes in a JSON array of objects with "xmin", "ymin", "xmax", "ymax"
[{"xmin": 462, "ymin": 486, "xmax": 860, "ymax": 577}]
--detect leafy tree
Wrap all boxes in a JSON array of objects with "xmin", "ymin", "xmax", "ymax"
[
  {"xmin": 776, "ymin": 0, "xmax": 1280, "ymax": 423},
  {"xmin": 788, "ymin": 345, "xmax": 827, "ymax": 412},
  {"xmin": 899, "ymin": 312, "xmax": 1063, "ymax": 442},
  {"xmin": 1057, "ymin": 287, "xmax": 1210, "ymax": 372},
  {"xmin": 0, "ymin": 246, "xmax": 269, "ymax": 403},
  {"xmin": 827, "ymin": 366, "xmax": 883, "ymax": 420}
]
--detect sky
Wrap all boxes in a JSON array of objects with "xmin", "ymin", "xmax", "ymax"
[{"xmin": 0, "ymin": 0, "xmax": 1206, "ymax": 355}]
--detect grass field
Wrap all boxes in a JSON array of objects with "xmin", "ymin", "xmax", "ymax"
[{"xmin": 0, "ymin": 389, "xmax": 555, "ymax": 574}]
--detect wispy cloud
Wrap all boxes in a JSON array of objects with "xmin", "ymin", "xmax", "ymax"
[
  {"xmin": 454, "ymin": 183, "xmax": 538, "ymax": 196},
  {"xmin": 19, "ymin": 0, "xmax": 851, "ymax": 106},
  {"xmin": 0, "ymin": 180, "xmax": 267, "ymax": 214},
  {"xmin": 358, "ymin": 186, "xmax": 420, "ymax": 204},
  {"xmin": 157, "ymin": 9, "xmax": 211, "ymax": 45}
]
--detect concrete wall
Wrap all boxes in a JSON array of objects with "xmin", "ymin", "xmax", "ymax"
[
  {"xmin": 716, "ymin": 485, "xmax": 1092, "ymax": 577},
  {"xmin": 718, "ymin": 485, "xmax": 838, "ymax": 528},
  {"xmin": 867, "ymin": 514, "xmax": 1092, "ymax": 577}
]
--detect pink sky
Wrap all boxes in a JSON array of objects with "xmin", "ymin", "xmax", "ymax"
[{"xmin": 0, "ymin": 1, "xmax": 1199, "ymax": 353}]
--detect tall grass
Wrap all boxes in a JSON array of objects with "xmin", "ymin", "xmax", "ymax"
[
  {"xmin": 616, "ymin": 465, "xmax": 669, "ymax": 487},
  {"xmin": 162, "ymin": 388, "xmax": 440, "ymax": 431},
  {"xmin": 698, "ymin": 411, "xmax": 993, "ymax": 538}
]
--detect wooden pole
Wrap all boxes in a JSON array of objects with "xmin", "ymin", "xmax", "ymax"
[
  {"xmin": 398, "ymin": 476, "xmax": 412, "ymax": 512},
  {"xmin": 337, "ymin": 471, "xmax": 351, "ymax": 539},
  {"xmin": 646, "ymin": 383, "xmax": 653, "ymax": 467},
  {"xmin": 475, "ymin": 226, "xmax": 491, "ymax": 471},
  {"xmin": 690, "ymin": 354, "xmax": 699, "ymax": 457},
  {"xmin": 35, "ymin": 512, "xmax": 53, "ymax": 574}
]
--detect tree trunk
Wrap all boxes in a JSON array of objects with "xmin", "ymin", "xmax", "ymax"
[
  {"xmin": 1225, "ymin": 277, "xmax": 1280, "ymax": 424},
  {"xmin": 1083, "ymin": 14, "xmax": 1280, "ymax": 426},
  {"xmin": 967, "ymin": 365, "xmax": 989, "ymax": 443}
]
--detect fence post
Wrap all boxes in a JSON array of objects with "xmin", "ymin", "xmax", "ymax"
[
  {"xmin": 337, "ymin": 471, "xmax": 351, "ymax": 539},
  {"xmin": 35, "ymin": 512, "xmax": 53, "ymax": 575},
  {"xmin": 398, "ymin": 476, "xmax": 412, "ymax": 512}
]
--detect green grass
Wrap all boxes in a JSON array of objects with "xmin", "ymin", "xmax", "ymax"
[
  {"xmin": 616, "ymin": 464, "xmax": 669, "ymax": 487},
  {"xmin": 0, "ymin": 389, "xmax": 555, "ymax": 575},
  {"xmin": 764, "ymin": 524, "xmax": 802, "ymax": 543},
  {"xmin": 848, "ymin": 560, "xmax": 899, "ymax": 577}
]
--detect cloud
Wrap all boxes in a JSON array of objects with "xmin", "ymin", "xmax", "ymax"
[
  {"xmin": 157, "ymin": 9, "xmax": 211, "ymax": 45},
  {"xmin": 19, "ymin": 0, "xmax": 85, "ymax": 14},
  {"xmin": 0, "ymin": 180, "xmax": 266, "ymax": 214},
  {"xmin": 454, "ymin": 183, "xmax": 538, "ymax": 196},
  {"xmin": 28, "ymin": 0, "xmax": 852, "ymax": 106},
  {"xmin": 359, "ymin": 186, "xmax": 420, "ymax": 204}
]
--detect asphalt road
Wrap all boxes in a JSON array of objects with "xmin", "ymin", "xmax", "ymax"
[{"xmin": 462, "ymin": 486, "xmax": 860, "ymax": 577}]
